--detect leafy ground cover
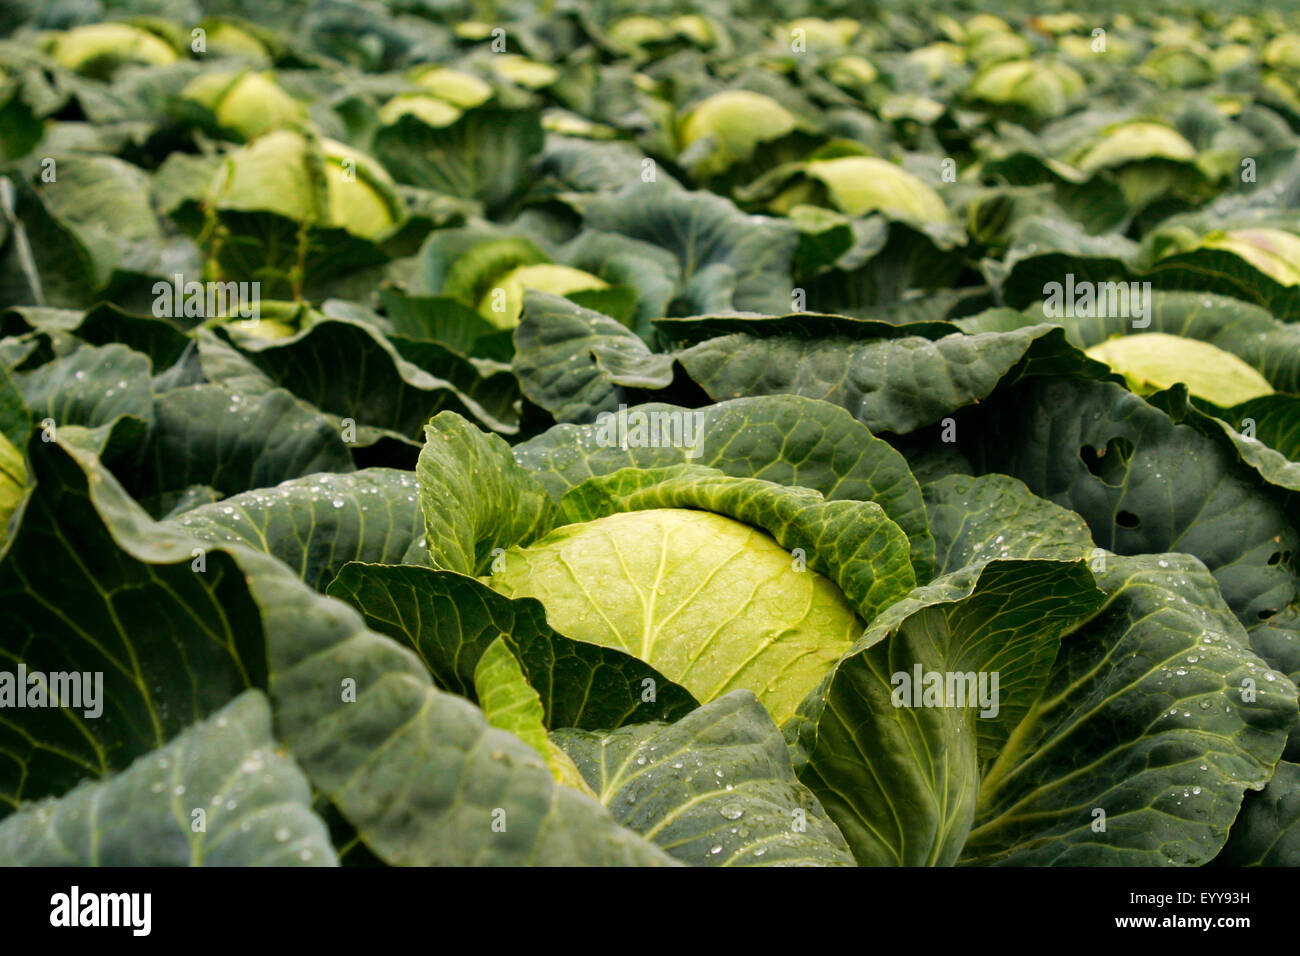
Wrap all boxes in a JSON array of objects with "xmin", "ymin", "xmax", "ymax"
[{"xmin": 1, "ymin": 0, "xmax": 1299, "ymax": 867}]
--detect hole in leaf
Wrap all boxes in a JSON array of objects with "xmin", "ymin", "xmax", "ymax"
[
  {"xmin": 1267, "ymin": 551, "xmax": 1293, "ymax": 567},
  {"xmin": 1259, "ymin": 608, "xmax": 1279, "ymax": 621},
  {"xmin": 1079, "ymin": 437, "xmax": 1135, "ymax": 486},
  {"xmin": 1116, "ymin": 510, "xmax": 1140, "ymax": 528}
]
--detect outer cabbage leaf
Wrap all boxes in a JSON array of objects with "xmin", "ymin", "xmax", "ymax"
[
  {"xmin": 327, "ymin": 561, "xmax": 698, "ymax": 730},
  {"xmin": 512, "ymin": 395, "xmax": 936, "ymax": 582},
  {"xmin": 0, "ymin": 430, "xmax": 675, "ymax": 865},
  {"xmin": 554, "ymin": 691, "xmax": 855, "ymax": 866},
  {"xmin": 0, "ymin": 691, "xmax": 336, "ymax": 866}
]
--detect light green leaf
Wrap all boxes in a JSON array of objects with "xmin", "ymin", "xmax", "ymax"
[
  {"xmin": 1029, "ymin": 290, "xmax": 1300, "ymax": 393},
  {"xmin": 416, "ymin": 411, "xmax": 557, "ymax": 575},
  {"xmin": 474, "ymin": 636, "xmax": 554, "ymax": 767},
  {"xmin": 471, "ymin": 636, "xmax": 592, "ymax": 791},
  {"xmin": 1143, "ymin": 225, "xmax": 1300, "ymax": 319},
  {"xmin": 0, "ymin": 361, "xmax": 28, "ymax": 550}
]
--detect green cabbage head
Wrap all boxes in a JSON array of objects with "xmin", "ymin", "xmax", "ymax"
[
  {"xmin": 796, "ymin": 156, "xmax": 951, "ymax": 224},
  {"xmin": 487, "ymin": 508, "xmax": 865, "ymax": 725},
  {"xmin": 50, "ymin": 23, "xmax": 178, "ymax": 78},
  {"xmin": 1199, "ymin": 228, "xmax": 1300, "ymax": 287},
  {"xmin": 968, "ymin": 60, "xmax": 1084, "ymax": 120},
  {"xmin": 207, "ymin": 129, "xmax": 404, "ymax": 240},
  {"xmin": 181, "ymin": 70, "xmax": 305, "ymax": 140},
  {"xmin": 679, "ymin": 91, "xmax": 798, "ymax": 175}
]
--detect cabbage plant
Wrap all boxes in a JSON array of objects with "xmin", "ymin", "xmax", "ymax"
[
  {"xmin": 2, "ymin": 0, "xmax": 1300, "ymax": 874},
  {"xmin": 326, "ymin": 395, "xmax": 1293, "ymax": 866}
]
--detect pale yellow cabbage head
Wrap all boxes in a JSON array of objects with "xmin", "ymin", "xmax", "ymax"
[
  {"xmin": 491, "ymin": 55, "xmax": 558, "ymax": 89},
  {"xmin": 379, "ymin": 93, "xmax": 461, "ymax": 128},
  {"xmin": 412, "ymin": 67, "xmax": 493, "ymax": 108},
  {"xmin": 181, "ymin": 71, "xmax": 305, "ymax": 140},
  {"xmin": 209, "ymin": 130, "xmax": 403, "ymax": 240},
  {"xmin": 488, "ymin": 508, "xmax": 864, "ymax": 726},
  {"xmin": 968, "ymin": 60, "xmax": 1083, "ymax": 119},
  {"xmin": 52, "ymin": 23, "xmax": 178, "ymax": 76},
  {"xmin": 1076, "ymin": 122, "xmax": 1198, "ymax": 174},
  {"xmin": 477, "ymin": 264, "xmax": 608, "ymax": 328},
  {"xmin": 1199, "ymin": 229, "xmax": 1300, "ymax": 287},
  {"xmin": 679, "ymin": 91, "xmax": 798, "ymax": 170},
  {"xmin": 1085, "ymin": 334, "xmax": 1273, "ymax": 406},
  {"xmin": 796, "ymin": 156, "xmax": 951, "ymax": 224}
]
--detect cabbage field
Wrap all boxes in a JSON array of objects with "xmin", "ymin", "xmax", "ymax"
[{"xmin": 1, "ymin": 0, "xmax": 1299, "ymax": 870}]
